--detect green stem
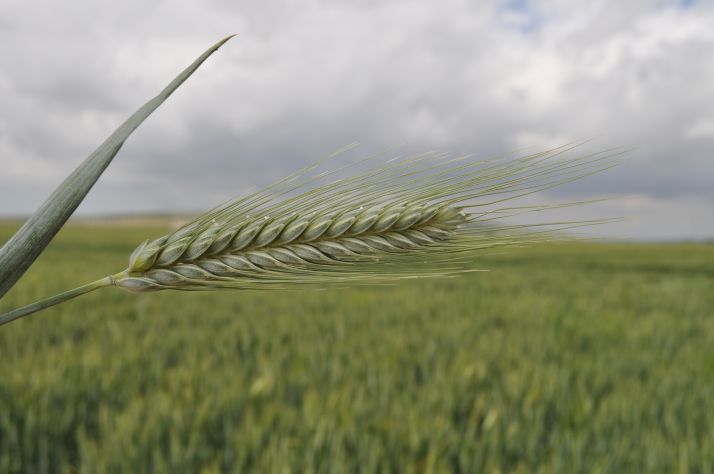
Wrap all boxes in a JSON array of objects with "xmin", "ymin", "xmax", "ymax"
[{"xmin": 0, "ymin": 276, "xmax": 114, "ymax": 326}]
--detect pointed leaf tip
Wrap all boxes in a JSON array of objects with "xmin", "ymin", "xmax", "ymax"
[{"xmin": 0, "ymin": 36, "xmax": 235, "ymax": 299}]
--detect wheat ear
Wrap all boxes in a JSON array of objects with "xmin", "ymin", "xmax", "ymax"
[{"xmin": 0, "ymin": 144, "xmax": 619, "ymax": 325}]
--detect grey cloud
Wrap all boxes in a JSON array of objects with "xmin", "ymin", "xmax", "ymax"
[{"xmin": 0, "ymin": 0, "xmax": 712, "ymax": 240}]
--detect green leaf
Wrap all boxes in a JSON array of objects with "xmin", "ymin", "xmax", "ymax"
[{"xmin": 0, "ymin": 35, "xmax": 235, "ymax": 300}]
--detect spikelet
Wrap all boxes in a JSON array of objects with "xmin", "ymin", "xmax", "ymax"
[{"xmin": 112, "ymin": 144, "xmax": 618, "ymax": 292}]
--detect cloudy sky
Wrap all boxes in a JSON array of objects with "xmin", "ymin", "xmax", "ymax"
[{"xmin": 0, "ymin": 0, "xmax": 712, "ymax": 240}]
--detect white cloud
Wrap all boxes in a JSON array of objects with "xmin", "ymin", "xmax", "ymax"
[
  {"xmin": 0, "ymin": 0, "xmax": 712, "ymax": 240},
  {"xmin": 686, "ymin": 118, "xmax": 714, "ymax": 140}
]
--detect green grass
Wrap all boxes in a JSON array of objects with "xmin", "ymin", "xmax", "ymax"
[{"xmin": 1, "ymin": 223, "xmax": 713, "ymax": 473}]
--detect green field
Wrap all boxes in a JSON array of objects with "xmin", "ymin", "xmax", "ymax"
[{"xmin": 1, "ymin": 223, "xmax": 713, "ymax": 473}]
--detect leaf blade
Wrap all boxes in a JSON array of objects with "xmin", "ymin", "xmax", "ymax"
[{"xmin": 0, "ymin": 35, "xmax": 235, "ymax": 299}]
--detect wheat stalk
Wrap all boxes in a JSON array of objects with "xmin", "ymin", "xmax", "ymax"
[{"xmin": 0, "ymin": 144, "xmax": 619, "ymax": 325}]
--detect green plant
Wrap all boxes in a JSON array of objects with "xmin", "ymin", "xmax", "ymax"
[
  {"xmin": 2, "ymin": 233, "xmax": 712, "ymax": 472},
  {"xmin": 0, "ymin": 37, "xmax": 617, "ymax": 326}
]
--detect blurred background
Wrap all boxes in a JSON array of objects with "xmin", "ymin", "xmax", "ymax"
[{"xmin": 1, "ymin": 0, "xmax": 712, "ymax": 240}]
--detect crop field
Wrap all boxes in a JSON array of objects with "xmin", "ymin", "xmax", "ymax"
[{"xmin": 0, "ymin": 222, "xmax": 713, "ymax": 473}]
